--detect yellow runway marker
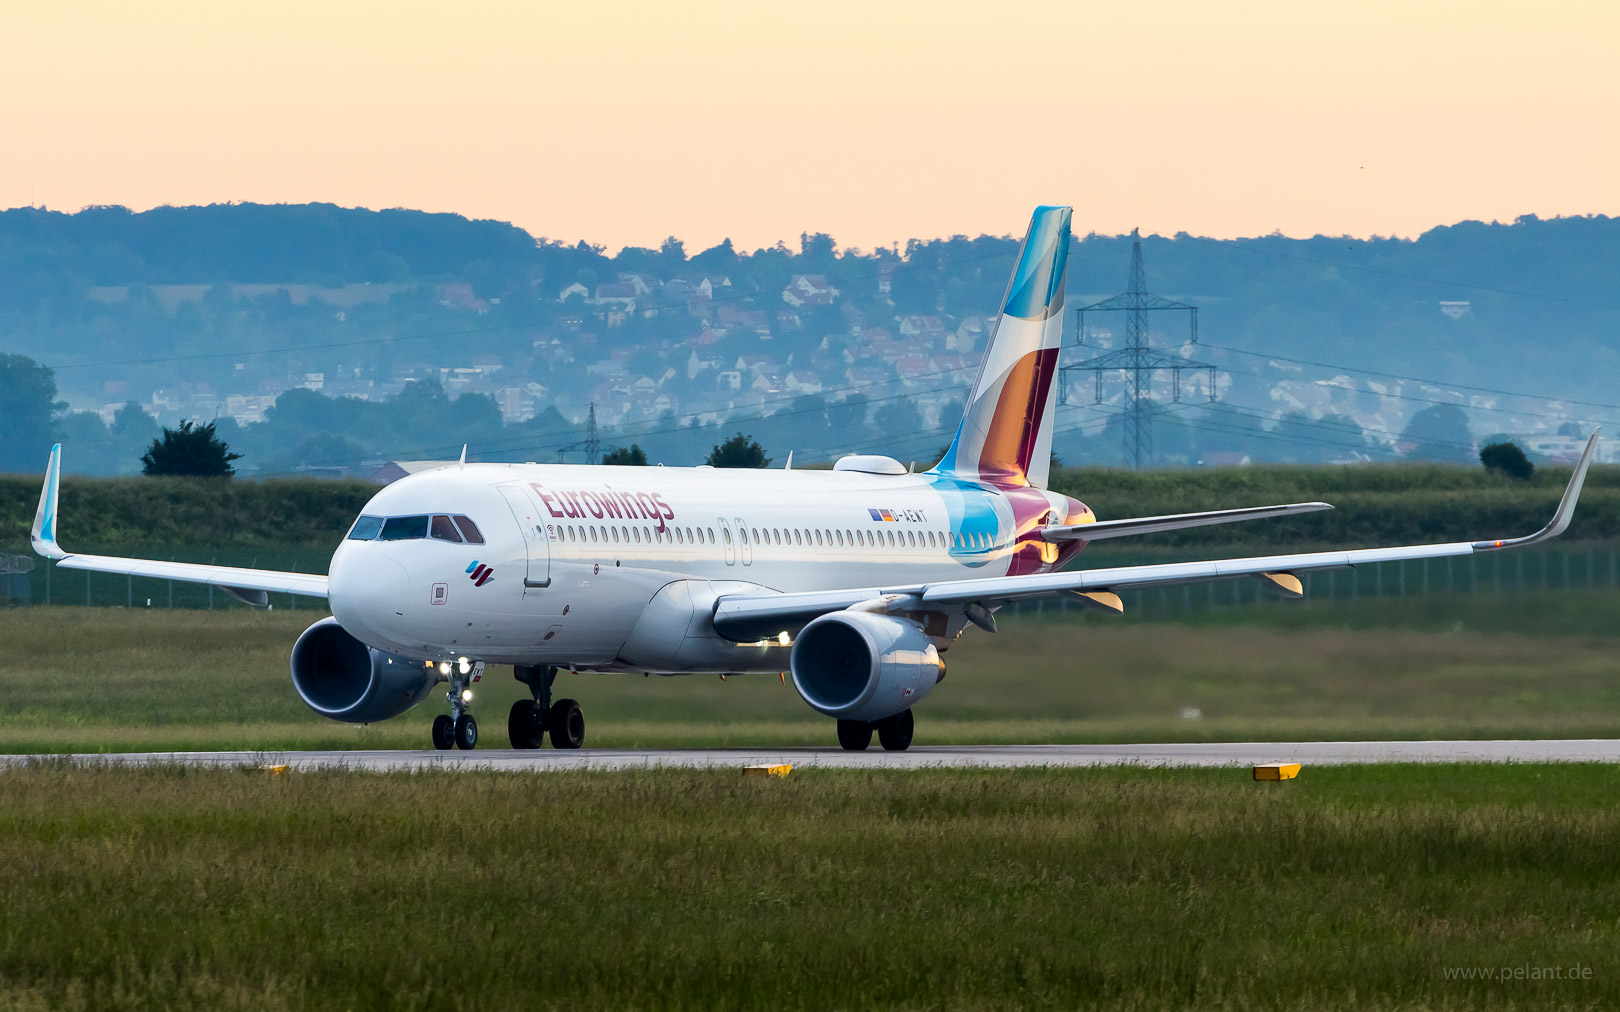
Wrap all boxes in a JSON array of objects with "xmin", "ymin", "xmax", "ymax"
[
  {"xmin": 1253, "ymin": 762, "xmax": 1300, "ymax": 781},
  {"xmin": 745, "ymin": 763, "xmax": 792, "ymax": 778}
]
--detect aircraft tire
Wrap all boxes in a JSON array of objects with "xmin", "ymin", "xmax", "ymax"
[
  {"xmin": 876, "ymin": 710, "xmax": 914, "ymax": 752},
  {"xmin": 508, "ymin": 699, "xmax": 544, "ymax": 749},
  {"xmin": 548, "ymin": 698, "xmax": 586, "ymax": 749},
  {"xmin": 431, "ymin": 714, "xmax": 455, "ymax": 750},
  {"xmin": 455, "ymin": 713, "xmax": 479, "ymax": 750},
  {"xmin": 836, "ymin": 719, "xmax": 873, "ymax": 751}
]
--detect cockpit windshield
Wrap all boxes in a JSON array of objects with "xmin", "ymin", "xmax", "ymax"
[
  {"xmin": 379, "ymin": 515, "xmax": 430, "ymax": 541},
  {"xmin": 347, "ymin": 515, "xmax": 385, "ymax": 540},
  {"xmin": 347, "ymin": 513, "xmax": 484, "ymax": 544}
]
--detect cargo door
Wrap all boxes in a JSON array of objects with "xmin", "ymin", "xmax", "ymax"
[{"xmin": 499, "ymin": 485, "xmax": 552, "ymax": 592}]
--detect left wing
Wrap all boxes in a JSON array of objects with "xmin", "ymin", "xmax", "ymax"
[
  {"xmin": 1041, "ymin": 501, "xmax": 1332, "ymax": 542},
  {"xmin": 713, "ymin": 431, "xmax": 1599, "ymax": 641},
  {"xmin": 31, "ymin": 444, "xmax": 330, "ymax": 604}
]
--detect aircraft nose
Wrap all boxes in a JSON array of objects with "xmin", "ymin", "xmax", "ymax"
[{"xmin": 328, "ymin": 549, "xmax": 410, "ymax": 646}]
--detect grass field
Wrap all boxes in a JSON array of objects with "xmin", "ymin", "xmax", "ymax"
[
  {"xmin": 4, "ymin": 589, "xmax": 1620, "ymax": 753},
  {"xmin": 1, "ymin": 762, "xmax": 1617, "ymax": 1010}
]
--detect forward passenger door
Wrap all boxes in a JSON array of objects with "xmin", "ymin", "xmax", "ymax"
[{"xmin": 498, "ymin": 485, "xmax": 551, "ymax": 592}]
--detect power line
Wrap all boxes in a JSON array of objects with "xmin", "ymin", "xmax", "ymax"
[
  {"xmin": 1180, "ymin": 234, "xmax": 1620, "ymax": 311},
  {"xmin": 1203, "ymin": 343, "xmax": 1620, "ymax": 415}
]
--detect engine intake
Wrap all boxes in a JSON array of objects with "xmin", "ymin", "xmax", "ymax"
[
  {"xmin": 790, "ymin": 610, "xmax": 942, "ymax": 722},
  {"xmin": 290, "ymin": 617, "xmax": 437, "ymax": 724}
]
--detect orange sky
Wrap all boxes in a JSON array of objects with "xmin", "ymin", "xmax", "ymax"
[{"xmin": 3, "ymin": 0, "xmax": 1615, "ymax": 253}]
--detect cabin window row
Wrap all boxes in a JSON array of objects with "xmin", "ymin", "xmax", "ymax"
[{"xmin": 547, "ymin": 523, "xmax": 1000, "ymax": 551}]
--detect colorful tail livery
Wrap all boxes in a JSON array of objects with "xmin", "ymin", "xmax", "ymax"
[{"xmin": 931, "ymin": 204, "xmax": 1071, "ymax": 489}]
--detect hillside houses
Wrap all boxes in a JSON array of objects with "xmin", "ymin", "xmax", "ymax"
[{"xmin": 782, "ymin": 274, "xmax": 839, "ymax": 307}]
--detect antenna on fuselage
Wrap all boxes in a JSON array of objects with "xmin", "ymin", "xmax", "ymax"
[
  {"xmin": 784, "ymin": 451, "xmax": 793, "ymax": 471},
  {"xmin": 458, "ymin": 444, "xmax": 467, "ymax": 469}
]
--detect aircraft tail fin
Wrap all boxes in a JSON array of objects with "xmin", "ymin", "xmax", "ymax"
[{"xmin": 931, "ymin": 205, "xmax": 1071, "ymax": 488}]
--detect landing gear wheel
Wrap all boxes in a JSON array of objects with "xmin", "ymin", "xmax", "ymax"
[
  {"xmin": 548, "ymin": 698, "xmax": 586, "ymax": 750},
  {"xmin": 877, "ymin": 709, "xmax": 914, "ymax": 752},
  {"xmin": 454, "ymin": 713, "xmax": 479, "ymax": 750},
  {"xmin": 837, "ymin": 719, "xmax": 873, "ymax": 751},
  {"xmin": 431, "ymin": 714, "xmax": 455, "ymax": 750},
  {"xmin": 508, "ymin": 699, "xmax": 544, "ymax": 749}
]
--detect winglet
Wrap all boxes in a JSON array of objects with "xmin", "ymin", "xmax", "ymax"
[
  {"xmin": 31, "ymin": 443, "xmax": 66, "ymax": 560},
  {"xmin": 1473, "ymin": 427, "xmax": 1601, "ymax": 551}
]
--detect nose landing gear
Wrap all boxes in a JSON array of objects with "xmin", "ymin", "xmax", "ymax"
[
  {"xmin": 510, "ymin": 665, "xmax": 587, "ymax": 749},
  {"xmin": 431, "ymin": 659, "xmax": 483, "ymax": 751}
]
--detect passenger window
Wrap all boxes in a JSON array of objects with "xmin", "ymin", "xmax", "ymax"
[
  {"xmin": 430, "ymin": 515, "xmax": 463, "ymax": 543},
  {"xmin": 451, "ymin": 516, "xmax": 485, "ymax": 545},
  {"xmin": 723, "ymin": 528, "xmax": 733, "ymax": 544},
  {"xmin": 773, "ymin": 529, "xmax": 781, "ymax": 545},
  {"xmin": 379, "ymin": 515, "xmax": 429, "ymax": 540},
  {"xmin": 794, "ymin": 530, "xmax": 802, "ymax": 546},
  {"xmin": 887, "ymin": 531, "xmax": 896, "ymax": 546},
  {"xmin": 708, "ymin": 528, "xmax": 716, "ymax": 542},
  {"xmin": 347, "ymin": 515, "xmax": 384, "ymax": 540}
]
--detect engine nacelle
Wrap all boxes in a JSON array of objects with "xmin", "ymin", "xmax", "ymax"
[
  {"xmin": 790, "ymin": 610, "xmax": 943, "ymax": 722},
  {"xmin": 290, "ymin": 617, "xmax": 437, "ymax": 724}
]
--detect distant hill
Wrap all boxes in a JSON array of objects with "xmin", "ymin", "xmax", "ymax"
[
  {"xmin": 0, "ymin": 202, "xmax": 546, "ymax": 285},
  {"xmin": 1, "ymin": 202, "xmax": 1617, "ymax": 475}
]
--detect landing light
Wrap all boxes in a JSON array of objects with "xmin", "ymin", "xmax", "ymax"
[
  {"xmin": 777, "ymin": 632, "xmax": 791, "ymax": 646},
  {"xmin": 461, "ymin": 689, "xmax": 474, "ymax": 702},
  {"xmin": 457, "ymin": 657, "xmax": 471, "ymax": 674},
  {"xmin": 439, "ymin": 661, "xmax": 452, "ymax": 675}
]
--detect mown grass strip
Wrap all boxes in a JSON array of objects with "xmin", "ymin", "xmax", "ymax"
[{"xmin": 0, "ymin": 763, "xmax": 1616, "ymax": 1010}]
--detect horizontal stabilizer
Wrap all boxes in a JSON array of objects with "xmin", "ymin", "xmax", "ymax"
[{"xmin": 1042, "ymin": 502, "xmax": 1333, "ymax": 542}]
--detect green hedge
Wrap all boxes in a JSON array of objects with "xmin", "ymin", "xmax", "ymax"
[{"xmin": 0, "ymin": 476, "xmax": 376, "ymax": 550}]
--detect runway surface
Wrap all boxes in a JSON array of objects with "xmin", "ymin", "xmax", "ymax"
[{"xmin": 8, "ymin": 739, "xmax": 1620, "ymax": 771}]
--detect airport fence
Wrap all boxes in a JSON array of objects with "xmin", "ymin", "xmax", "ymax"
[{"xmin": 1013, "ymin": 541, "xmax": 1620, "ymax": 620}]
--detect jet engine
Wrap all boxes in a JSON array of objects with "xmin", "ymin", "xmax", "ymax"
[
  {"xmin": 289, "ymin": 617, "xmax": 437, "ymax": 724},
  {"xmin": 789, "ymin": 610, "xmax": 943, "ymax": 722}
]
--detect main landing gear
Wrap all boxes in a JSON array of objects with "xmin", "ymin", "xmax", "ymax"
[
  {"xmin": 509, "ymin": 664, "xmax": 586, "ymax": 749},
  {"xmin": 836, "ymin": 709, "xmax": 914, "ymax": 752},
  {"xmin": 431, "ymin": 659, "xmax": 482, "ymax": 751}
]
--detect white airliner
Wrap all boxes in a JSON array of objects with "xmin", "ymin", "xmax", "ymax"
[{"xmin": 30, "ymin": 206, "xmax": 1600, "ymax": 752}]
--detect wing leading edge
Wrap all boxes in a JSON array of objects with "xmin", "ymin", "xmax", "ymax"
[
  {"xmin": 713, "ymin": 430, "xmax": 1601, "ymax": 642},
  {"xmin": 30, "ymin": 444, "xmax": 330, "ymax": 603}
]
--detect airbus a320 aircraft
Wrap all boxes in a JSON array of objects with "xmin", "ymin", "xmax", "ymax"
[{"xmin": 30, "ymin": 206, "xmax": 1600, "ymax": 752}]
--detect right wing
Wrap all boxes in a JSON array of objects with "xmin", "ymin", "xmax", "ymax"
[
  {"xmin": 713, "ymin": 431, "xmax": 1599, "ymax": 641},
  {"xmin": 31, "ymin": 444, "xmax": 330, "ymax": 604}
]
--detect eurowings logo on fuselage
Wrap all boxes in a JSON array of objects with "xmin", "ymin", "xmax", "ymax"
[
  {"xmin": 532, "ymin": 483, "xmax": 677, "ymax": 533},
  {"xmin": 466, "ymin": 561, "xmax": 494, "ymax": 587}
]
